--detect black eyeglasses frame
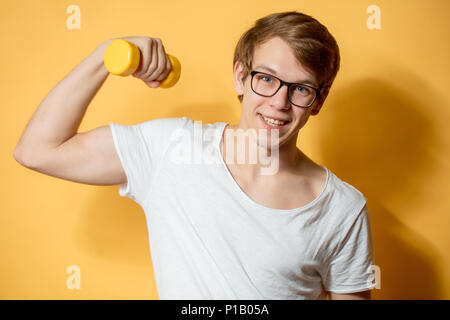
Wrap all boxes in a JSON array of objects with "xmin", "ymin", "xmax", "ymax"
[{"xmin": 249, "ymin": 70, "xmax": 326, "ymax": 108}]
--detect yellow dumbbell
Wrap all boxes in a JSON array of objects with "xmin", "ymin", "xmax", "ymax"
[{"xmin": 104, "ymin": 39, "xmax": 181, "ymax": 88}]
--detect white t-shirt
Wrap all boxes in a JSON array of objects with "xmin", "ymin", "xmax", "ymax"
[{"xmin": 109, "ymin": 117, "xmax": 376, "ymax": 300}]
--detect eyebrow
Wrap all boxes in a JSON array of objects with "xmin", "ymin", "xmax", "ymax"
[{"xmin": 253, "ymin": 65, "xmax": 318, "ymax": 87}]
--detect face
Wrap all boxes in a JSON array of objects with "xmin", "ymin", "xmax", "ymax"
[{"xmin": 233, "ymin": 36, "xmax": 328, "ymax": 149}]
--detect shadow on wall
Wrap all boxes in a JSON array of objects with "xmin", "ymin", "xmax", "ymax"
[{"xmin": 317, "ymin": 72, "xmax": 447, "ymax": 299}]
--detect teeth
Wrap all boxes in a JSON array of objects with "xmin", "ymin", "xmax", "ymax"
[{"xmin": 262, "ymin": 115, "xmax": 286, "ymax": 126}]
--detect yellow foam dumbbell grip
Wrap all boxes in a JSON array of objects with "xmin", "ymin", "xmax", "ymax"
[{"xmin": 104, "ymin": 39, "xmax": 181, "ymax": 88}]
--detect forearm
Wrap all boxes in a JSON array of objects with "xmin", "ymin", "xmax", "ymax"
[{"xmin": 14, "ymin": 39, "xmax": 113, "ymax": 160}]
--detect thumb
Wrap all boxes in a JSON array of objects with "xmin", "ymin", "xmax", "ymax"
[{"xmin": 145, "ymin": 80, "xmax": 160, "ymax": 88}]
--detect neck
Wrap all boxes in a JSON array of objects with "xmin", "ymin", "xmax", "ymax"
[{"xmin": 220, "ymin": 123, "xmax": 305, "ymax": 180}]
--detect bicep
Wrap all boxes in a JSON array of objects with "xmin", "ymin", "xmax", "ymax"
[{"xmin": 27, "ymin": 125, "xmax": 127, "ymax": 186}]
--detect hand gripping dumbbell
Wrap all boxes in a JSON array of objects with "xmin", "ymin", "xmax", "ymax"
[{"xmin": 104, "ymin": 39, "xmax": 181, "ymax": 88}]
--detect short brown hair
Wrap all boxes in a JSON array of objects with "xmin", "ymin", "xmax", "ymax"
[{"xmin": 233, "ymin": 11, "xmax": 340, "ymax": 104}]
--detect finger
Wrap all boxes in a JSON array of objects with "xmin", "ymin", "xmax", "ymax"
[
  {"xmin": 149, "ymin": 38, "xmax": 166, "ymax": 82},
  {"xmin": 155, "ymin": 41, "xmax": 169, "ymax": 81},
  {"xmin": 144, "ymin": 79, "xmax": 160, "ymax": 88},
  {"xmin": 132, "ymin": 53, "xmax": 144, "ymax": 78},
  {"xmin": 133, "ymin": 40, "xmax": 152, "ymax": 78},
  {"xmin": 143, "ymin": 39, "xmax": 159, "ymax": 81}
]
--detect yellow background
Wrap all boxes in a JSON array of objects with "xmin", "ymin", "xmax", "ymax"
[{"xmin": 1, "ymin": 0, "xmax": 449, "ymax": 299}]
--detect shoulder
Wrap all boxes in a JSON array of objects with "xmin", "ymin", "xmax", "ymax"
[
  {"xmin": 320, "ymin": 167, "xmax": 368, "ymax": 227},
  {"xmin": 304, "ymin": 161, "xmax": 366, "ymax": 207},
  {"xmin": 327, "ymin": 168, "xmax": 367, "ymax": 206}
]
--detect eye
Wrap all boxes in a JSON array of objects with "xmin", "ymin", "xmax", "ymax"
[
  {"xmin": 295, "ymin": 85, "xmax": 312, "ymax": 95},
  {"xmin": 261, "ymin": 76, "xmax": 272, "ymax": 83}
]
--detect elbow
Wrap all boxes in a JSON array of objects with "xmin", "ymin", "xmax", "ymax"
[
  {"xmin": 13, "ymin": 147, "xmax": 27, "ymax": 167},
  {"xmin": 13, "ymin": 147, "xmax": 24, "ymax": 164},
  {"xmin": 13, "ymin": 146, "xmax": 35, "ymax": 168}
]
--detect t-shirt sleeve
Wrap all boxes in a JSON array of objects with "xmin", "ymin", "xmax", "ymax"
[
  {"xmin": 108, "ymin": 116, "xmax": 188, "ymax": 207},
  {"xmin": 323, "ymin": 203, "xmax": 377, "ymax": 293}
]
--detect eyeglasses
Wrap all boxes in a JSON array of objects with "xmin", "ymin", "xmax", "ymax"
[{"xmin": 249, "ymin": 70, "xmax": 322, "ymax": 108}]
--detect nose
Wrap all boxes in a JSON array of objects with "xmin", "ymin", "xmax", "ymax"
[{"xmin": 270, "ymin": 83, "xmax": 291, "ymax": 109}]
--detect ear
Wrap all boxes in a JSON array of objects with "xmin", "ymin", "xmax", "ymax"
[{"xmin": 233, "ymin": 60, "xmax": 246, "ymax": 96}]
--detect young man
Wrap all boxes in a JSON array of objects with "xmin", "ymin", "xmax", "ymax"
[{"xmin": 14, "ymin": 11, "xmax": 376, "ymax": 300}]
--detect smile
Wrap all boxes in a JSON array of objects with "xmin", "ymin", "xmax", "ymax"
[{"xmin": 258, "ymin": 113, "xmax": 290, "ymax": 129}]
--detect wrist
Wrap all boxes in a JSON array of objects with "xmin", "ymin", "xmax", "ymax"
[{"xmin": 94, "ymin": 39, "xmax": 115, "ymax": 75}]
